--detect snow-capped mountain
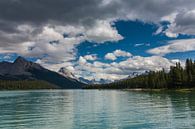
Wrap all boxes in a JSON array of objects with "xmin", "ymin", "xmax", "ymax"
[
  {"xmin": 58, "ymin": 67, "xmax": 112, "ymax": 84},
  {"xmin": 58, "ymin": 67, "xmax": 77, "ymax": 79}
]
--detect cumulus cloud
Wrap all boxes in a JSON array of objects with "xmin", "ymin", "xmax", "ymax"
[
  {"xmin": 105, "ymin": 53, "xmax": 117, "ymax": 60},
  {"xmin": 105, "ymin": 50, "xmax": 132, "ymax": 60},
  {"xmin": 85, "ymin": 20, "xmax": 123, "ymax": 43},
  {"xmin": 148, "ymin": 39, "xmax": 195, "ymax": 56},
  {"xmin": 83, "ymin": 54, "xmax": 97, "ymax": 61},
  {"xmin": 36, "ymin": 59, "xmax": 76, "ymax": 72},
  {"xmin": 112, "ymin": 56, "xmax": 174, "ymax": 72},
  {"xmin": 113, "ymin": 50, "xmax": 132, "ymax": 57},
  {"xmin": 78, "ymin": 56, "xmax": 87, "ymax": 65},
  {"xmin": 165, "ymin": 10, "xmax": 195, "ymax": 37},
  {"xmin": 74, "ymin": 55, "xmax": 177, "ymax": 81}
]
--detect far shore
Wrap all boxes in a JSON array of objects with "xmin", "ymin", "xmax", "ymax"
[
  {"xmin": 123, "ymin": 88, "xmax": 195, "ymax": 92},
  {"xmin": 0, "ymin": 88, "xmax": 195, "ymax": 92}
]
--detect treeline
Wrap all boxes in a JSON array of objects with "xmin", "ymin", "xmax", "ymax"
[
  {"xmin": 85, "ymin": 59, "xmax": 195, "ymax": 89},
  {"xmin": 0, "ymin": 80, "xmax": 59, "ymax": 90}
]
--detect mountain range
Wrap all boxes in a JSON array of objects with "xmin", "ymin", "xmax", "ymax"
[
  {"xmin": 0, "ymin": 57, "xmax": 84, "ymax": 89},
  {"xmin": 58, "ymin": 67, "xmax": 112, "ymax": 84}
]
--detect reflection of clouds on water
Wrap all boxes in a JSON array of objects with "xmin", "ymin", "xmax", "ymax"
[
  {"xmin": 0, "ymin": 90, "xmax": 195, "ymax": 129},
  {"xmin": 167, "ymin": 92, "xmax": 195, "ymax": 128},
  {"xmin": 143, "ymin": 91, "xmax": 195, "ymax": 128}
]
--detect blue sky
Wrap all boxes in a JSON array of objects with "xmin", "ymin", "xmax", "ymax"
[
  {"xmin": 0, "ymin": 0, "xmax": 195, "ymax": 81},
  {"xmin": 77, "ymin": 20, "xmax": 195, "ymax": 62}
]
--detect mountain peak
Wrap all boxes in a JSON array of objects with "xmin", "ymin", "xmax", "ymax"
[
  {"xmin": 59, "ymin": 67, "xmax": 76, "ymax": 79},
  {"xmin": 0, "ymin": 56, "xmax": 84, "ymax": 89},
  {"xmin": 14, "ymin": 56, "xmax": 28, "ymax": 64}
]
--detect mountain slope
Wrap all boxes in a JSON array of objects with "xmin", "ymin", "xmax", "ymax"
[{"xmin": 0, "ymin": 57, "xmax": 85, "ymax": 89}]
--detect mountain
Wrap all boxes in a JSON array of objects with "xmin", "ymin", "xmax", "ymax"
[
  {"xmin": 59, "ymin": 67, "xmax": 112, "ymax": 84},
  {"xmin": 58, "ymin": 67, "xmax": 77, "ymax": 80},
  {"xmin": 78, "ymin": 77, "xmax": 94, "ymax": 84},
  {"xmin": 0, "ymin": 57, "xmax": 85, "ymax": 89}
]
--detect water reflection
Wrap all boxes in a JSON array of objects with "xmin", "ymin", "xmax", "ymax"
[{"xmin": 0, "ymin": 90, "xmax": 195, "ymax": 129}]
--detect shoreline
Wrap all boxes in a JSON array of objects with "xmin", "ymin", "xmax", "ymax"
[
  {"xmin": 0, "ymin": 88, "xmax": 195, "ymax": 92},
  {"xmin": 123, "ymin": 88, "xmax": 195, "ymax": 92}
]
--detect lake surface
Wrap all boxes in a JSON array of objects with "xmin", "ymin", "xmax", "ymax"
[{"xmin": 0, "ymin": 90, "xmax": 195, "ymax": 129}]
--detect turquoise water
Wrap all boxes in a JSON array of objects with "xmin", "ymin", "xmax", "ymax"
[{"xmin": 0, "ymin": 90, "xmax": 195, "ymax": 129}]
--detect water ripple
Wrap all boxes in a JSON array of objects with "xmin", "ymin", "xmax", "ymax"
[{"xmin": 0, "ymin": 90, "xmax": 195, "ymax": 129}]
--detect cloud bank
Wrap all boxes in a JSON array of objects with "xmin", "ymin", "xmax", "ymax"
[
  {"xmin": 148, "ymin": 39, "xmax": 195, "ymax": 56},
  {"xmin": 72, "ymin": 54, "xmax": 178, "ymax": 81}
]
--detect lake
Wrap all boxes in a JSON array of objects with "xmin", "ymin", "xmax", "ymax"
[{"xmin": 0, "ymin": 90, "xmax": 195, "ymax": 129}]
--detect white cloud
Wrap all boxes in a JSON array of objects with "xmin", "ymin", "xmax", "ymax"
[
  {"xmin": 83, "ymin": 54, "xmax": 97, "ymax": 61},
  {"xmin": 36, "ymin": 59, "xmax": 73, "ymax": 71},
  {"xmin": 148, "ymin": 39, "xmax": 195, "ymax": 55},
  {"xmin": 105, "ymin": 53, "xmax": 117, "ymax": 60},
  {"xmin": 38, "ymin": 26, "xmax": 64, "ymax": 41},
  {"xmin": 105, "ymin": 49, "xmax": 132, "ymax": 60},
  {"xmin": 54, "ymin": 21, "xmax": 124, "ymax": 43},
  {"xmin": 165, "ymin": 10, "xmax": 195, "ymax": 37},
  {"xmin": 79, "ymin": 56, "xmax": 87, "ymax": 65},
  {"xmin": 114, "ymin": 56, "xmax": 174, "ymax": 72},
  {"xmin": 74, "ymin": 55, "xmax": 177, "ymax": 81},
  {"xmin": 0, "ymin": 54, "xmax": 12, "ymax": 60},
  {"xmin": 165, "ymin": 30, "xmax": 178, "ymax": 38},
  {"xmin": 85, "ymin": 20, "xmax": 123, "ymax": 43},
  {"xmin": 113, "ymin": 49, "xmax": 132, "ymax": 57}
]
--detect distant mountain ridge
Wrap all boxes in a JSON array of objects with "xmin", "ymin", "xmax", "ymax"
[
  {"xmin": 59, "ymin": 67, "xmax": 112, "ymax": 84},
  {"xmin": 0, "ymin": 57, "xmax": 84, "ymax": 89}
]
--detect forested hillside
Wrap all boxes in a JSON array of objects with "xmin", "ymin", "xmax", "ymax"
[
  {"xmin": 85, "ymin": 59, "xmax": 195, "ymax": 89},
  {"xmin": 0, "ymin": 80, "xmax": 59, "ymax": 90}
]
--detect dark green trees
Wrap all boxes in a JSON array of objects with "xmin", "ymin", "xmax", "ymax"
[
  {"xmin": 169, "ymin": 62, "xmax": 184, "ymax": 88},
  {"xmin": 185, "ymin": 59, "xmax": 195, "ymax": 87},
  {"xmin": 86, "ymin": 59, "xmax": 195, "ymax": 89},
  {"xmin": 0, "ymin": 80, "xmax": 59, "ymax": 90}
]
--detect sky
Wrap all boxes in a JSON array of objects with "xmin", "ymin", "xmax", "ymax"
[{"xmin": 0, "ymin": 0, "xmax": 195, "ymax": 81}]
